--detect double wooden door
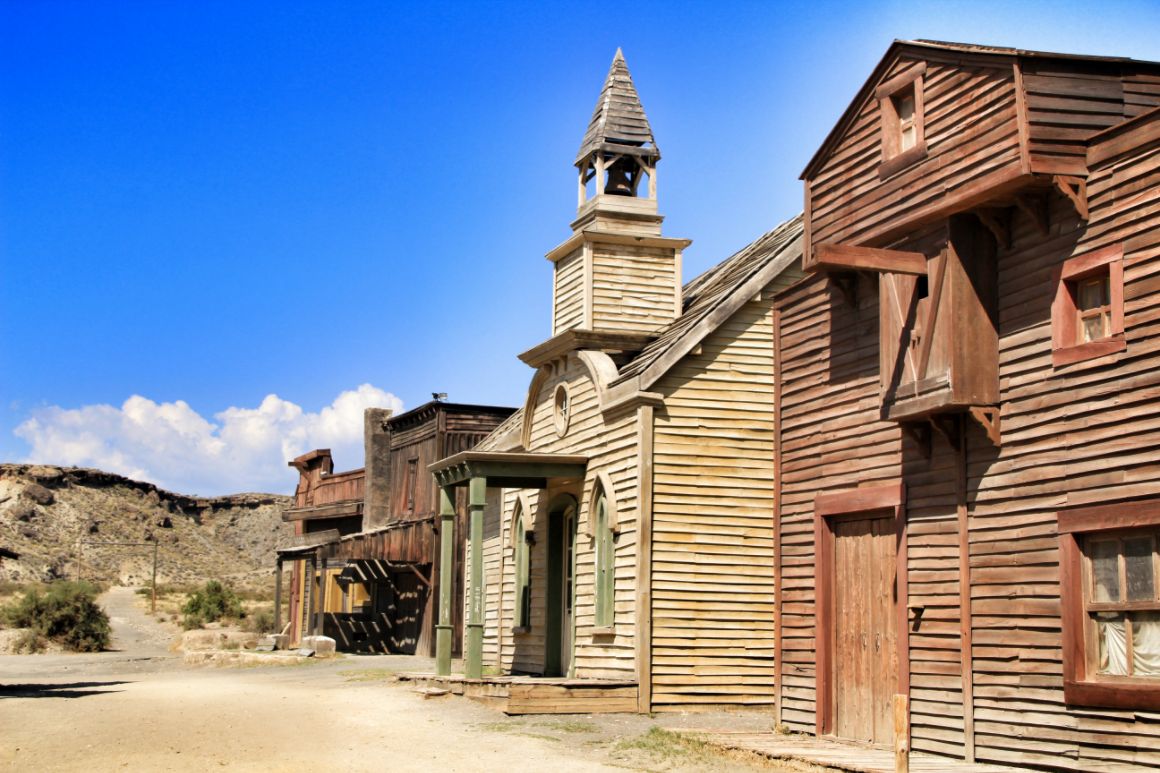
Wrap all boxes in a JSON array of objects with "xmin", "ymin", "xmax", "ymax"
[{"xmin": 832, "ymin": 515, "xmax": 898, "ymax": 744}]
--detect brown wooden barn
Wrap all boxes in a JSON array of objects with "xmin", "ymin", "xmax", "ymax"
[
  {"xmin": 776, "ymin": 40, "xmax": 1160, "ymax": 769},
  {"xmin": 420, "ymin": 50, "xmax": 804, "ymax": 714},
  {"xmin": 277, "ymin": 401, "xmax": 514, "ymax": 654}
]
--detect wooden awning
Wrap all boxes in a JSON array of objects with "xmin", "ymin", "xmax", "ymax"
[{"xmin": 428, "ymin": 451, "xmax": 588, "ymax": 489}]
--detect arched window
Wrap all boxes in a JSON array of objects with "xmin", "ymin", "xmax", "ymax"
[
  {"xmin": 593, "ymin": 491, "xmax": 615, "ymax": 628},
  {"xmin": 513, "ymin": 504, "xmax": 532, "ymax": 630}
]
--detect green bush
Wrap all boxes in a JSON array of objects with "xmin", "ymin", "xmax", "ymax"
[
  {"xmin": 3, "ymin": 581, "xmax": 111, "ymax": 652},
  {"xmin": 181, "ymin": 580, "xmax": 244, "ymax": 630}
]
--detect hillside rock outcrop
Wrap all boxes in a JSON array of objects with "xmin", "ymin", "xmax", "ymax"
[{"xmin": 0, "ymin": 464, "xmax": 291, "ymax": 591}]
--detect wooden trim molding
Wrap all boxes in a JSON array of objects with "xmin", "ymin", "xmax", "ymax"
[
  {"xmin": 1051, "ymin": 244, "xmax": 1125, "ymax": 368},
  {"xmin": 1059, "ymin": 497, "xmax": 1160, "ymax": 711},
  {"xmin": 813, "ymin": 483, "xmax": 908, "ymax": 737}
]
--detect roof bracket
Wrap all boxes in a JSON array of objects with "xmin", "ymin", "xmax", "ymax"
[
  {"xmin": 1053, "ymin": 175, "xmax": 1089, "ymax": 222},
  {"xmin": 829, "ymin": 271, "xmax": 860, "ymax": 308},
  {"xmin": 974, "ymin": 207, "xmax": 1011, "ymax": 250},
  {"xmin": 1015, "ymin": 193, "xmax": 1050, "ymax": 236},
  {"xmin": 901, "ymin": 421, "xmax": 932, "ymax": 459},
  {"xmin": 968, "ymin": 406, "xmax": 1001, "ymax": 447}
]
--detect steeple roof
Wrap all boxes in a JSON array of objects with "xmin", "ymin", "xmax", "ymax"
[{"xmin": 575, "ymin": 48, "xmax": 659, "ymax": 166}]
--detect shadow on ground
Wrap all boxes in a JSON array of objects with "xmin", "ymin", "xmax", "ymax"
[{"xmin": 0, "ymin": 680, "xmax": 130, "ymax": 699}]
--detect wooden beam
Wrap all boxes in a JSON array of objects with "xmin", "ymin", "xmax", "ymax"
[
  {"xmin": 955, "ymin": 415, "xmax": 975, "ymax": 764},
  {"xmin": 634, "ymin": 404, "xmax": 655, "ymax": 713},
  {"xmin": 814, "ymin": 244, "xmax": 927, "ymax": 275},
  {"xmin": 1053, "ymin": 175, "xmax": 1089, "ymax": 221}
]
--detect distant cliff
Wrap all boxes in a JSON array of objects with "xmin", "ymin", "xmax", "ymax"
[{"xmin": 0, "ymin": 464, "xmax": 291, "ymax": 590}]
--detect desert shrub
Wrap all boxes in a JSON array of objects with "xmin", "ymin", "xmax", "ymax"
[
  {"xmin": 11, "ymin": 628, "xmax": 45, "ymax": 654},
  {"xmin": 181, "ymin": 580, "xmax": 244, "ymax": 629},
  {"xmin": 242, "ymin": 608, "xmax": 274, "ymax": 634},
  {"xmin": 3, "ymin": 581, "xmax": 111, "ymax": 652}
]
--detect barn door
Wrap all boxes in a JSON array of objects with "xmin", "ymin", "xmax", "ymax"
[{"xmin": 832, "ymin": 514, "xmax": 898, "ymax": 745}]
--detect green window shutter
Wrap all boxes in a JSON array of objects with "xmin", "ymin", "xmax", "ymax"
[
  {"xmin": 515, "ymin": 517, "xmax": 531, "ymax": 628},
  {"xmin": 595, "ymin": 494, "xmax": 614, "ymax": 627}
]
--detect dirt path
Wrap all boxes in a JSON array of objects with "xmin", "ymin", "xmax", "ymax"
[{"xmin": 0, "ymin": 588, "xmax": 787, "ymax": 772}]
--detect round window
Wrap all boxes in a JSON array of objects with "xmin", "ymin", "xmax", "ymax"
[{"xmin": 553, "ymin": 383, "xmax": 571, "ymax": 436}]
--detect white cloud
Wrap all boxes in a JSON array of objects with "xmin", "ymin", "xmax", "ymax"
[{"xmin": 14, "ymin": 385, "xmax": 403, "ymax": 496}]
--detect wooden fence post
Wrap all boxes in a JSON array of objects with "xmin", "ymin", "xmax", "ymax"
[{"xmin": 894, "ymin": 693, "xmax": 909, "ymax": 773}]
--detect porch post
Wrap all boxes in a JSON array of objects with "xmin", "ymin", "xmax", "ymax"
[
  {"xmin": 436, "ymin": 486, "xmax": 456, "ymax": 676},
  {"xmin": 307, "ymin": 555, "xmax": 317, "ymax": 637},
  {"xmin": 274, "ymin": 558, "xmax": 283, "ymax": 633},
  {"xmin": 465, "ymin": 476, "xmax": 486, "ymax": 679},
  {"xmin": 316, "ymin": 556, "xmax": 327, "ymax": 638}
]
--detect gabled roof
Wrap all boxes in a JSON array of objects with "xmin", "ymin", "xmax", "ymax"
[
  {"xmin": 575, "ymin": 48, "xmax": 659, "ymax": 165},
  {"xmin": 614, "ymin": 214, "xmax": 803, "ymax": 389},
  {"xmin": 801, "ymin": 39, "xmax": 1160, "ymax": 180}
]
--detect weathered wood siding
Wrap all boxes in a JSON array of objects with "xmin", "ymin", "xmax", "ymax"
[
  {"xmin": 781, "ymin": 121, "xmax": 1160, "ymax": 768},
  {"xmin": 649, "ymin": 275, "xmax": 797, "ymax": 710},
  {"xmin": 592, "ymin": 246, "xmax": 677, "ymax": 334},
  {"xmin": 775, "ymin": 271, "xmax": 904, "ymax": 732},
  {"xmin": 1023, "ymin": 61, "xmax": 1160, "ymax": 175},
  {"xmin": 961, "ymin": 134, "xmax": 1160, "ymax": 770},
  {"xmin": 553, "ymin": 248, "xmax": 586, "ymax": 335},
  {"xmin": 491, "ymin": 355, "xmax": 640, "ymax": 679},
  {"xmin": 808, "ymin": 54, "xmax": 1021, "ymax": 252}
]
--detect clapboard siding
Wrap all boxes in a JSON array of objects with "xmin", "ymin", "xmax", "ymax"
[
  {"xmin": 490, "ymin": 354, "xmax": 639, "ymax": 680},
  {"xmin": 787, "ymin": 98, "xmax": 1160, "ymax": 767},
  {"xmin": 775, "ymin": 271, "xmax": 904, "ymax": 732},
  {"xmin": 650, "ymin": 281, "xmax": 788, "ymax": 710},
  {"xmin": 1023, "ymin": 62, "xmax": 1160, "ymax": 176},
  {"xmin": 553, "ymin": 248, "xmax": 586, "ymax": 335},
  {"xmin": 809, "ymin": 56, "xmax": 1021, "ymax": 252},
  {"xmin": 592, "ymin": 246, "xmax": 678, "ymax": 334}
]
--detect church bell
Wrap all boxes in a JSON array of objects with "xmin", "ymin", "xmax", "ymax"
[{"xmin": 603, "ymin": 157, "xmax": 635, "ymax": 196}]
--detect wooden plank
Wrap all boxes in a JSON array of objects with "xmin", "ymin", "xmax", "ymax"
[{"xmin": 815, "ymin": 243, "xmax": 928, "ymax": 275}]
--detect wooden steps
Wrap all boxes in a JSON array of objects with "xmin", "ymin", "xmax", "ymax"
[{"xmin": 397, "ymin": 673, "xmax": 637, "ymax": 715}]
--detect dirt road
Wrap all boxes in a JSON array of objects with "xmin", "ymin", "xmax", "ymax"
[{"xmin": 0, "ymin": 588, "xmax": 781, "ymax": 772}]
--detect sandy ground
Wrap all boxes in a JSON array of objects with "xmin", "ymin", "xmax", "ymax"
[{"xmin": 0, "ymin": 587, "xmax": 788, "ymax": 772}]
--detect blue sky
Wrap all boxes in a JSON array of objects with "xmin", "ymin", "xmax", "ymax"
[{"xmin": 2, "ymin": 1, "xmax": 1158, "ymax": 494}]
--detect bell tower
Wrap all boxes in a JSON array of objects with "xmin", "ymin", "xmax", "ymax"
[{"xmin": 544, "ymin": 49, "xmax": 690, "ymax": 340}]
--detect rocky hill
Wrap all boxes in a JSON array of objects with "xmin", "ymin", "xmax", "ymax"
[{"xmin": 0, "ymin": 464, "xmax": 291, "ymax": 591}]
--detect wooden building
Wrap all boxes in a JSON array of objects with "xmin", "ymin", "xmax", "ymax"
[
  {"xmin": 426, "ymin": 50, "xmax": 804, "ymax": 713},
  {"xmin": 277, "ymin": 401, "xmax": 513, "ymax": 654},
  {"xmin": 777, "ymin": 40, "xmax": 1160, "ymax": 769}
]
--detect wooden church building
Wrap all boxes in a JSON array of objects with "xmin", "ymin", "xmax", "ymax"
[
  {"xmin": 425, "ymin": 50, "xmax": 804, "ymax": 713},
  {"xmin": 776, "ymin": 40, "xmax": 1160, "ymax": 770}
]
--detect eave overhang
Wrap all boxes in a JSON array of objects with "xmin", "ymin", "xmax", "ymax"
[
  {"xmin": 545, "ymin": 230, "xmax": 691, "ymax": 264},
  {"xmin": 429, "ymin": 451, "xmax": 588, "ymax": 490},
  {"xmin": 519, "ymin": 329, "xmax": 655, "ymax": 368}
]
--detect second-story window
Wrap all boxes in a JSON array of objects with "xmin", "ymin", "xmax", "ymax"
[
  {"xmin": 1077, "ymin": 274, "xmax": 1113, "ymax": 343},
  {"xmin": 894, "ymin": 89, "xmax": 917, "ymax": 152},
  {"xmin": 876, "ymin": 61, "xmax": 927, "ymax": 176}
]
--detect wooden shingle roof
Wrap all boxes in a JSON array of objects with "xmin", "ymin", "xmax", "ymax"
[
  {"xmin": 575, "ymin": 48, "xmax": 659, "ymax": 165},
  {"xmin": 615, "ymin": 214, "xmax": 803, "ymax": 387}
]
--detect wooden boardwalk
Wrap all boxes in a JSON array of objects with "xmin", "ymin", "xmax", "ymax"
[{"xmin": 685, "ymin": 731, "xmax": 1023, "ymax": 773}]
